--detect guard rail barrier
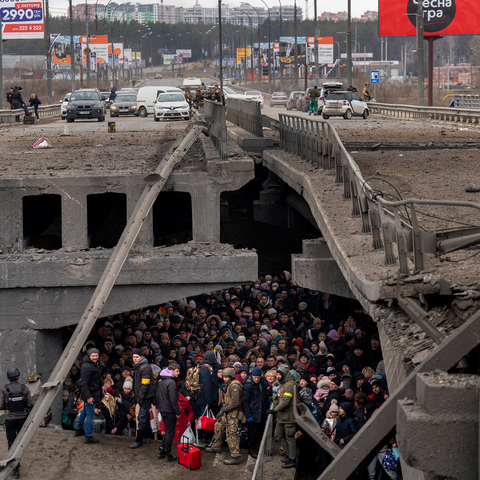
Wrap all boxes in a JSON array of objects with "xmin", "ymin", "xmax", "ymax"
[
  {"xmin": 226, "ymin": 97, "xmax": 263, "ymax": 137},
  {"xmin": 0, "ymin": 104, "xmax": 61, "ymax": 124},
  {"xmin": 368, "ymin": 102, "xmax": 480, "ymax": 124},
  {"xmin": 279, "ymin": 113, "xmax": 480, "ymax": 275},
  {"xmin": 203, "ymin": 99, "xmax": 228, "ymax": 159}
]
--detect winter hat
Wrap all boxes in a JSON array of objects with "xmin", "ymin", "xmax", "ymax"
[
  {"xmin": 160, "ymin": 358, "xmax": 170, "ymax": 369},
  {"xmin": 195, "ymin": 352, "xmax": 205, "ymax": 359},
  {"xmin": 215, "ymin": 345, "xmax": 223, "ymax": 352},
  {"xmin": 317, "ymin": 377, "xmax": 331, "ymax": 390},
  {"xmin": 319, "ymin": 341, "xmax": 328, "ymax": 351},
  {"xmin": 88, "ymin": 348, "xmax": 100, "ymax": 356},
  {"xmin": 63, "ymin": 390, "xmax": 70, "ymax": 397},
  {"xmin": 269, "ymin": 329, "xmax": 280, "ymax": 339},
  {"xmin": 131, "ymin": 348, "xmax": 143, "ymax": 356},
  {"xmin": 239, "ymin": 366, "xmax": 250, "ymax": 374},
  {"xmin": 251, "ymin": 367, "xmax": 262, "ymax": 376},
  {"xmin": 299, "ymin": 302, "xmax": 308, "ymax": 309},
  {"xmin": 330, "ymin": 376, "xmax": 342, "ymax": 387},
  {"xmin": 370, "ymin": 378, "xmax": 382, "ymax": 388},
  {"xmin": 257, "ymin": 338, "xmax": 268, "ymax": 346},
  {"xmin": 344, "ymin": 333, "xmax": 355, "ymax": 343},
  {"xmin": 262, "ymin": 334, "xmax": 272, "ymax": 343},
  {"xmin": 115, "ymin": 345, "xmax": 124, "ymax": 351},
  {"xmin": 123, "ymin": 380, "xmax": 133, "ymax": 390},
  {"xmin": 327, "ymin": 399, "xmax": 339, "ymax": 415},
  {"xmin": 150, "ymin": 341, "xmax": 159, "ymax": 350},
  {"xmin": 344, "ymin": 389, "xmax": 354, "ymax": 400},
  {"xmin": 314, "ymin": 318, "xmax": 322, "ymax": 326},
  {"xmin": 327, "ymin": 330, "xmax": 340, "ymax": 342},
  {"xmin": 299, "ymin": 351, "xmax": 309, "ymax": 360},
  {"xmin": 204, "ymin": 351, "xmax": 216, "ymax": 364},
  {"xmin": 268, "ymin": 308, "xmax": 277, "ymax": 316},
  {"xmin": 327, "ymin": 366, "xmax": 335, "ymax": 374},
  {"xmin": 353, "ymin": 342, "xmax": 364, "ymax": 351},
  {"xmin": 353, "ymin": 372, "xmax": 365, "ymax": 382},
  {"xmin": 260, "ymin": 325, "xmax": 269, "ymax": 331},
  {"xmin": 237, "ymin": 335, "xmax": 246, "ymax": 343},
  {"xmin": 296, "ymin": 364, "xmax": 306, "ymax": 372},
  {"xmin": 137, "ymin": 321, "xmax": 147, "ymax": 331},
  {"xmin": 354, "ymin": 329, "xmax": 362, "ymax": 335}
]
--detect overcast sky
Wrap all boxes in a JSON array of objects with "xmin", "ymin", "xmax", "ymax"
[{"xmin": 51, "ymin": 0, "xmax": 378, "ymax": 18}]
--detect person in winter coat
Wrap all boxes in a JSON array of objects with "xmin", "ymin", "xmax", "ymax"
[
  {"xmin": 29, "ymin": 94, "xmax": 40, "ymax": 120},
  {"xmin": 129, "ymin": 348, "xmax": 155, "ymax": 449},
  {"xmin": 118, "ymin": 380, "xmax": 136, "ymax": 434},
  {"xmin": 75, "ymin": 348, "xmax": 103, "ymax": 443},
  {"xmin": 242, "ymin": 367, "xmax": 269, "ymax": 458},
  {"xmin": 101, "ymin": 391, "xmax": 122, "ymax": 435},
  {"xmin": 321, "ymin": 376, "xmax": 345, "ymax": 417},
  {"xmin": 160, "ymin": 390, "xmax": 194, "ymax": 443},
  {"xmin": 332, "ymin": 402, "xmax": 357, "ymax": 448},
  {"xmin": 314, "ymin": 377, "xmax": 330, "ymax": 409},
  {"xmin": 156, "ymin": 365, "xmax": 181, "ymax": 462}
]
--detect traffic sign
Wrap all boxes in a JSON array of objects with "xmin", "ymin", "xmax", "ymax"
[{"xmin": 370, "ymin": 70, "xmax": 380, "ymax": 84}]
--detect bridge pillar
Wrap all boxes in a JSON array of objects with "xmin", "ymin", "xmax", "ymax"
[{"xmin": 292, "ymin": 239, "xmax": 354, "ymax": 298}]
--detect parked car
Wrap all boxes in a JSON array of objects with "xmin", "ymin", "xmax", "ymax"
[
  {"xmin": 322, "ymin": 91, "xmax": 369, "ymax": 120},
  {"xmin": 286, "ymin": 91, "xmax": 303, "ymax": 111},
  {"xmin": 66, "ymin": 90, "xmax": 105, "ymax": 122},
  {"xmin": 243, "ymin": 90, "xmax": 264, "ymax": 107},
  {"xmin": 136, "ymin": 85, "xmax": 183, "ymax": 116},
  {"xmin": 109, "ymin": 93, "xmax": 138, "ymax": 117},
  {"xmin": 223, "ymin": 86, "xmax": 243, "ymax": 101},
  {"xmin": 318, "ymin": 81, "xmax": 344, "ymax": 113},
  {"xmin": 61, "ymin": 93, "xmax": 71, "ymax": 119},
  {"xmin": 269, "ymin": 92, "xmax": 288, "ymax": 107},
  {"xmin": 296, "ymin": 87, "xmax": 314, "ymax": 112},
  {"xmin": 78, "ymin": 88, "xmax": 107, "ymax": 113},
  {"xmin": 154, "ymin": 91, "xmax": 190, "ymax": 121}
]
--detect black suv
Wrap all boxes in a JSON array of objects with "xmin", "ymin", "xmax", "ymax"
[{"xmin": 66, "ymin": 89, "xmax": 105, "ymax": 122}]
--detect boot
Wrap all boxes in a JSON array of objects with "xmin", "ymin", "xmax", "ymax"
[
  {"xmin": 281, "ymin": 457, "xmax": 290, "ymax": 463},
  {"xmin": 84, "ymin": 436, "xmax": 99, "ymax": 444},
  {"xmin": 248, "ymin": 450, "xmax": 258, "ymax": 459},
  {"xmin": 142, "ymin": 438, "xmax": 152, "ymax": 444},
  {"xmin": 74, "ymin": 429, "xmax": 85, "ymax": 437},
  {"xmin": 158, "ymin": 447, "xmax": 166, "ymax": 459},
  {"xmin": 224, "ymin": 457, "xmax": 240, "ymax": 465},
  {"xmin": 282, "ymin": 459, "xmax": 296, "ymax": 469},
  {"xmin": 164, "ymin": 453, "xmax": 176, "ymax": 462},
  {"xmin": 11, "ymin": 468, "xmax": 19, "ymax": 479},
  {"xmin": 129, "ymin": 441, "xmax": 143, "ymax": 449},
  {"xmin": 205, "ymin": 446, "xmax": 221, "ymax": 454}
]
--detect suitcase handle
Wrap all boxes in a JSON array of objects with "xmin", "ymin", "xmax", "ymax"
[{"xmin": 181, "ymin": 434, "xmax": 192, "ymax": 453}]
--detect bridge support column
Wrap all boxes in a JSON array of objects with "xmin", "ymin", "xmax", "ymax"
[{"xmin": 62, "ymin": 188, "xmax": 88, "ymax": 249}]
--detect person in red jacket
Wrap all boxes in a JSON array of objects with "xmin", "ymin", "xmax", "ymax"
[{"xmin": 160, "ymin": 392, "xmax": 194, "ymax": 443}]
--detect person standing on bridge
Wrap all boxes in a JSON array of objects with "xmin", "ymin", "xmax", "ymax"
[
  {"xmin": 0, "ymin": 368, "xmax": 35, "ymax": 479},
  {"xmin": 308, "ymin": 86, "xmax": 320, "ymax": 116},
  {"xmin": 75, "ymin": 348, "xmax": 103, "ymax": 444},
  {"xmin": 363, "ymin": 84, "xmax": 373, "ymax": 102}
]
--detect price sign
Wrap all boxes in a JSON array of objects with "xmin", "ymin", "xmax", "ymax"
[{"xmin": 1, "ymin": 0, "xmax": 45, "ymax": 39}]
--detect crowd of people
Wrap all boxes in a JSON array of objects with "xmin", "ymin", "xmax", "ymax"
[
  {"xmin": 61, "ymin": 271, "xmax": 399, "ymax": 478},
  {"xmin": 5, "ymin": 86, "xmax": 41, "ymax": 121}
]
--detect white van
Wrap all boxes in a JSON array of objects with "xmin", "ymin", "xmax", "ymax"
[
  {"xmin": 136, "ymin": 86, "xmax": 182, "ymax": 117},
  {"xmin": 183, "ymin": 77, "xmax": 202, "ymax": 89}
]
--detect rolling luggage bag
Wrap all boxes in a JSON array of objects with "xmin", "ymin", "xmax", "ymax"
[{"xmin": 177, "ymin": 436, "xmax": 202, "ymax": 470}]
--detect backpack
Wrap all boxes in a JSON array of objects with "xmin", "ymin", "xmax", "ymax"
[
  {"xmin": 299, "ymin": 388, "xmax": 322, "ymax": 423},
  {"xmin": 185, "ymin": 364, "xmax": 213, "ymax": 396}
]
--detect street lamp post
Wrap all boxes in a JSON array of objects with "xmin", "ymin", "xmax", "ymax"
[
  {"xmin": 239, "ymin": 10, "xmax": 255, "ymax": 88},
  {"xmin": 314, "ymin": 0, "xmax": 318, "ymax": 86},
  {"xmin": 218, "ymin": 0, "xmax": 223, "ymax": 94},
  {"xmin": 69, "ymin": 0, "xmax": 76, "ymax": 92},
  {"xmin": 259, "ymin": 0, "xmax": 271, "ymax": 94},
  {"xmin": 246, "ymin": 4, "xmax": 261, "ymax": 92},
  {"xmin": 346, "ymin": 0, "xmax": 352, "ymax": 87},
  {"xmin": 294, "ymin": 0, "xmax": 298, "ymax": 89},
  {"xmin": 278, "ymin": 0, "xmax": 283, "ymax": 91},
  {"xmin": 86, "ymin": 0, "xmax": 91, "ymax": 88}
]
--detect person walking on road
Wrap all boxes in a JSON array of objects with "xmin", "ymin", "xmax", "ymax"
[
  {"xmin": 0, "ymin": 367, "xmax": 35, "ymax": 479},
  {"xmin": 75, "ymin": 348, "xmax": 103, "ymax": 444},
  {"xmin": 156, "ymin": 364, "xmax": 181, "ymax": 462},
  {"xmin": 130, "ymin": 348, "xmax": 155, "ymax": 449},
  {"xmin": 309, "ymin": 86, "xmax": 320, "ymax": 116}
]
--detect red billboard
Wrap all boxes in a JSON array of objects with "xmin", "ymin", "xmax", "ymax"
[{"xmin": 379, "ymin": 0, "xmax": 480, "ymax": 36}]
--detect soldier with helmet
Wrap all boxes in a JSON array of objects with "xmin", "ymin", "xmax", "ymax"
[
  {"xmin": 184, "ymin": 85, "xmax": 193, "ymax": 109},
  {"xmin": 205, "ymin": 367, "xmax": 243, "ymax": 465},
  {"xmin": 0, "ymin": 367, "xmax": 35, "ymax": 479}
]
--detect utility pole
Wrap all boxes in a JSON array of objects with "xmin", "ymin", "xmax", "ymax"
[
  {"xmin": 314, "ymin": 0, "xmax": 318, "ymax": 86},
  {"xmin": 294, "ymin": 0, "xmax": 298, "ymax": 89},
  {"xmin": 278, "ymin": 0, "xmax": 283, "ymax": 91},
  {"xmin": 69, "ymin": 0, "xmax": 76, "ymax": 91},
  {"xmin": 86, "ymin": 1, "xmax": 91, "ymax": 88},
  {"xmin": 45, "ymin": 0, "xmax": 53, "ymax": 103},
  {"xmin": 417, "ymin": 0, "xmax": 424, "ymax": 106},
  {"xmin": 0, "ymin": 18, "xmax": 3, "ymax": 108},
  {"xmin": 346, "ymin": 0, "xmax": 352, "ymax": 87},
  {"xmin": 218, "ymin": 0, "xmax": 223, "ymax": 93}
]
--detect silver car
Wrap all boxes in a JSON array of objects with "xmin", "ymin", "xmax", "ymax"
[
  {"xmin": 322, "ymin": 91, "xmax": 369, "ymax": 120},
  {"xmin": 269, "ymin": 92, "xmax": 288, "ymax": 107}
]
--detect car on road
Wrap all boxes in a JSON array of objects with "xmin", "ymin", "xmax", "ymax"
[
  {"xmin": 223, "ymin": 86, "xmax": 243, "ymax": 101},
  {"xmin": 78, "ymin": 88, "xmax": 107, "ymax": 113},
  {"xmin": 296, "ymin": 87, "xmax": 315, "ymax": 112},
  {"xmin": 286, "ymin": 91, "xmax": 303, "ymax": 111},
  {"xmin": 61, "ymin": 93, "xmax": 71, "ymax": 119},
  {"xmin": 154, "ymin": 91, "xmax": 190, "ymax": 121},
  {"xmin": 136, "ymin": 85, "xmax": 183, "ymax": 117},
  {"xmin": 322, "ymin": 91, "xmax": 369, "ymax": 120},
  {"xmin": 66, "ymin": 90, "xmax": 105, "ymax": 123},
  {"xmin": 269, "ymin": 92, "xmax": 288, "ymax": 107},
  {"xmin": 243, "ymin": 90, "xmax": 264, "ymax": 107},
  {"xmin": 109, "ymin": 93, "xmax": 138, "ymax": 117},
  {"xmin": 318, "ymin": 81, "xmax": 344, "ymax": 113},
  {"xmin": 155, "ymin": 73, "xmax": 163, "ymax": 79}
]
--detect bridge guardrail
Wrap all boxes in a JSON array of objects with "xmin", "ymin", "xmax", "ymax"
[
  {"xmin": 278, "ymin": 113, "xmax": 480, "ymax": 276},
  {"xmin": 368, "ymin": 102, "xmax": 480, "ymax": 124},
  {"xmin": 226, "ymin": 97, "xmax": 263, "ymax": 137},
  {"xmin": 0, "ymin": 104, "xmax": 61, "ymax": 124},
  {"xmin": 203, "ymin": 99, "xmax": 228, "ymax": 159}
]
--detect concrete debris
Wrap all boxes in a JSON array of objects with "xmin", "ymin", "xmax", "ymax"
[{"xmin": 465, "ymin": 183, "xmax": 480, "ymax": 192}]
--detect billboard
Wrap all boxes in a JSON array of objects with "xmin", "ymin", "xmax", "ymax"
[
  {"xmin": 0, "ymin": 0, "xmax": 45, "ymax": 39},
  {"xmin": 379, "ymin": 0, "xmax": 480, "ymax": 36},
  {"xmin": 307, "ymin": 36, "xmax": 334, "ymax": 63},
  {"xmin": 52, "ymin": 35, "xmax": 80, "ymax": 65},
  {"xmin": 176, "ymin": 49, "xmax": 192, "ymax": 58},
  {"xmin": 124, "ymin": 48, "xmax": 132, "ymax": 68},
  {"xmin": 80, "ymin": 35, "xmax": 108, "ymax": 65},
  {"xmin": 236, "ymin": 47, "xmax": 251, "ymax": 64}
]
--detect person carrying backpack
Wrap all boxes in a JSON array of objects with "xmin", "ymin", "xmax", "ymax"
[{"xmin": 308, "ymin": 86, "xmax": 320, "ymax": 116}]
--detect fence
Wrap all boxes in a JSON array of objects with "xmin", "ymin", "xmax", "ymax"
[
  {"xmin": 251, "ymin": 412, "xmax": 274, "ymax": 480},
  {"xmin": 368, "ymin": 102, "xmax": 480, "ymax": 124},
  {"xmin": 226, "ymin": 98, "xmax": 263, "ymax": 137},
  {"xmin": 203, "ymin": 99, "xmax": 228, "ymax": 159},
  {"xmin": 0, "ymin": 104, "xmax": 61, "ymax": 124},
  {"xmin": 278, "ymin": 113, "xmax": 480, "ymax": 276}
]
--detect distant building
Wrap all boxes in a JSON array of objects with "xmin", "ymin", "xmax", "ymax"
[
  {"xmin": 320, "ymin": 10, "xmax": 378, "ymax": 22},
  {"xmin": 357, "ymin": 10, "xmax": 378, "ymax": 21}
]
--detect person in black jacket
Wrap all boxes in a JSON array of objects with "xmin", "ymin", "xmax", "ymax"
[
  {"xmin": 75, "ymin": 349, "xmax": 103, "ymax": 443},
  {"xmin": 242, "ymin": 367, "xmax": 268, "ymax": 458},
  {"xmin": 130, "ymin": 348, "xmax": 155, "ymax": 449},
  {"xmin": 333, "ymin": 402, "xmax": 357, "ymax": 448},
  {"xmin": 156, "ymin": 365, "xmax": 181, "ymax": 462}
]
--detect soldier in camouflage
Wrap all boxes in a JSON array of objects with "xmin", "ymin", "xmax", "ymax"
[
  {"xmin": 184, "ymin": 85, "xmax": 193, "ymax": 109},
  {"xmin": 205, "ymin": 367, "xmax": 243, "ymax": 465},
  {"xmin": 193, "ymin": 87, "xmax": 204, "ymax": 109},
  {"xmin": 266, "ymin": 364, "xmax": 297, "ymax": 469}
]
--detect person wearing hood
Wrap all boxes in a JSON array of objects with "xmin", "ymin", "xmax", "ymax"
[
  {"xmin": 156, "ymin": 365, "xmax": 181, "ymax": 462},
  {"xmin": 129, "ymin": 348, "xmax": 155, "ymax": 449},
  {"xmin": 314, "ymin": 377, "xmax": 330, "ymax": 409},
  {"xmin": 332, "ymin": 401, "xmax": 357, "ymax": 448},
  {"xmin": 75, "ymin": 348, "xmax": 103, "ymax": 444},
  {"xmin": 242, "ymin": 367, "xmax": 269, "ymax": 458},
  {"xmin": 321, "ymin": 376, "xmax": 345, "ymax": 417},
  {"xmin": 205, "ymin": 368, "xmax": 243, "ymax": 465},
  {"xmin": 267, "ymin": 364, "xmax": 297, "ymax": 469}
]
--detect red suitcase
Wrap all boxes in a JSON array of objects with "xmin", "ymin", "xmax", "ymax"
[{"xmin": 177, "ymin": 442, "xmax": 202, "ymax": 470}]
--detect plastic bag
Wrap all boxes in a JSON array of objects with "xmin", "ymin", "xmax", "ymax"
[{"xmin": 181, "ymin": 425, "xmax": 196, "ymax": 445}]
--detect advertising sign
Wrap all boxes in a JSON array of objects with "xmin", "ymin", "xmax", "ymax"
[
  {"xmin": 379, "ymin": 0, "xmax": 480, "ymax": 36},
  {"xmin": 80, "ymin": 35, "xmax": 108, "ymax": 65},
  {"xmin": 52, "ymin": 35, "xmax": 79, "ymax": 64},
  {"xmin": 108, "ymin": 43, "xmax": 124, "ymax": 66},
  {"xmin": 124, "ymin": 48, "xmax": 132, "ymax": 68},
  {"xmin": 236, "ymin": 47, "xmax": 251, "ymax": 64},
  {"xmin": 175, "ymin": 49, "xmax": 192, "ymax": 58},
  {"xmin": 0, "ymin": 0, "xmax": 45, "ymax": 39},
  {"xmin": 307, "ymin": 36, "xmax": 334, "ymax": 64}
]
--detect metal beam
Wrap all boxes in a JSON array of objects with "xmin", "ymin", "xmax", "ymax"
[
  {"xmin": 0, "ymin": 123, "xmax": 207, "ymax": 479},
  {"xmin": 316, "ymin": 306, "xmax": 480, "ymax": 480}
]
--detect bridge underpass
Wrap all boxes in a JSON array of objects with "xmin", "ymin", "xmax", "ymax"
[{"xmin": 0, "ymin": 91, "xmax": 475, "ymax": 478}]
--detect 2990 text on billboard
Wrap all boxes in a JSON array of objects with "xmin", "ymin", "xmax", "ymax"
[
  {"xmin": 0, "ymin": 0, "xmax": 45, "ymax": 39},
  {"xmin": 379, "ymin": 0, "xmax": 480, "ymax": 36}
]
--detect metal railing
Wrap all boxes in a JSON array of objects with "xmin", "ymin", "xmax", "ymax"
[
  {"xmin": 0, "ymin": 104, "xmax": 61, "ymax": 124},
  {"xmin": 278, "ymin": 113, "xmax": 480, "ymax": 275},
  {"xmin": 368, "ymin": 102, "xmax": 480, "ymax": 124},
  {"xmin": 203, "ymin": 99, "xmax": 228, "ymax": 159},
  {"xmin": 226, "ymin": 98, "xmax": 263, "ymax": 137},
  {"xmin": 251, "ymin": 413, "xmax": 274, "ymax": 480}
]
